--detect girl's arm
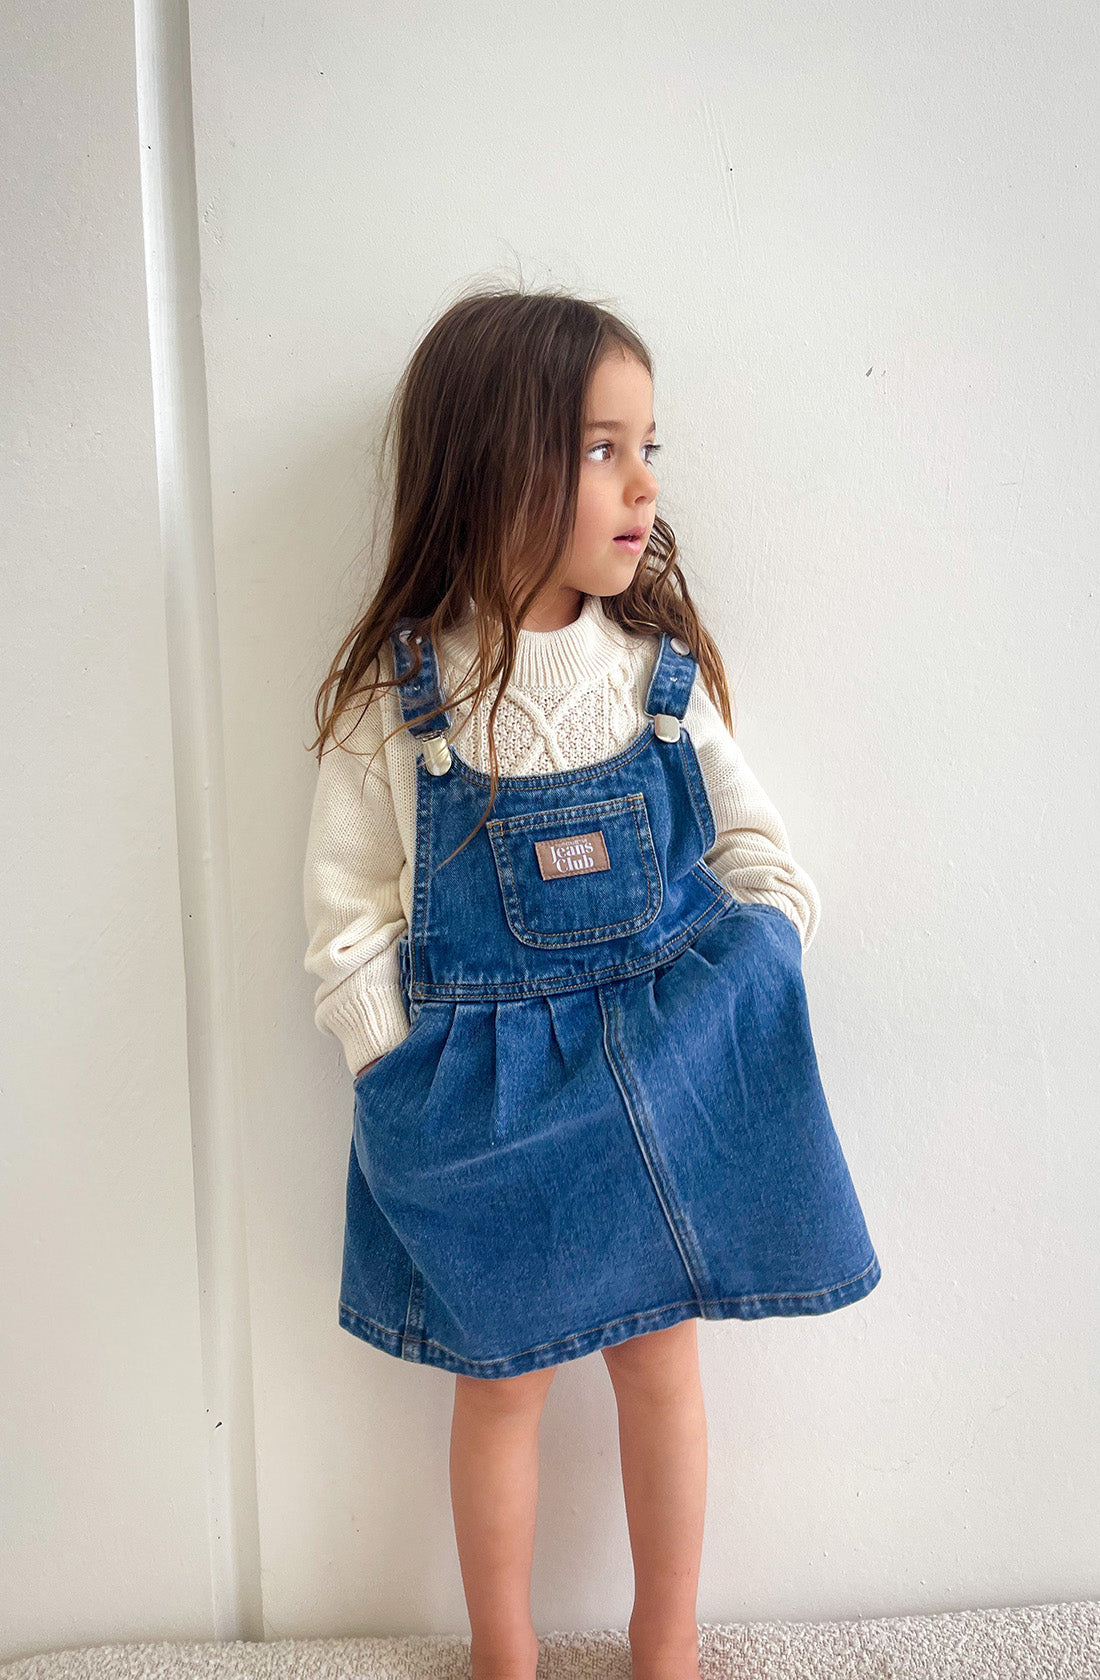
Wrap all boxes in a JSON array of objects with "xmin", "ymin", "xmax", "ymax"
[
  {"xmin": 683, "ymin": 683, "xmax": 822, "ymax": 952},
  {"xmin": 302, "ymin": 707, "xmax": 411, "ymax": 1077}
]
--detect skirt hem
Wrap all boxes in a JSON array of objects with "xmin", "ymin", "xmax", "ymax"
[{"xmin": 338, "ymin": 1251, "xmax": 882, "ymax": 1378}]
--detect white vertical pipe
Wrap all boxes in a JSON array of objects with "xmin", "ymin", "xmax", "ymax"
[{"xmin": 132, "ymin": 0, "xmax": 263, "ymax": 1639}]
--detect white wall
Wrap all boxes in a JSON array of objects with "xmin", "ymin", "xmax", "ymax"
[
  {"xmin": 4, "ymin": 0, "xmax": 1098, "ymax": 1659},
  {"xmin": 0, "ymin": 0, "xmax": 214, "ymax": 1658}
]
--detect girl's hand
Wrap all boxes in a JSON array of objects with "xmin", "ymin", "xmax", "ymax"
[{"xmin": 355, "ymin": 1056, "xmax": 381, "ymax": 1079}]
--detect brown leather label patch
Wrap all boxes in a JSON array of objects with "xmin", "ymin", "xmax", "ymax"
[{"xmin": 533, "ymin": 829, "xmax": 610, "ymax": 880}]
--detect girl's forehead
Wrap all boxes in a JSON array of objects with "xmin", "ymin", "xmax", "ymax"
[{"xmin": 585, "ymin": 355, "xmax": 653, "ymax": 410}]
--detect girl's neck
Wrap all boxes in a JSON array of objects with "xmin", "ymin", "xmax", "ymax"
[{"xmin": 517, "ymin": 587, "xmax": 586, "ymax": 633}]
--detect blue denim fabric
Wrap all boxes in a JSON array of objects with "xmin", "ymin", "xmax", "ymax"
[{"xmin": 339, "ymin": 625, "xmax": 881, "ymax": 1376}]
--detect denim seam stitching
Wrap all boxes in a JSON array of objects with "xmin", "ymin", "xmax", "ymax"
[
  {"xmin": 674, "ymin": 729, "xmax": 715, "ymax": 856},
  {"xmin": 400, "ymin": 1263, "xmax": 422, "ymax": 1358},
  {"xmin": 603, "ymin": 987, "xmax": 709, "ymax": 1304},
  {"xmin": 487, "ymin": 792, "xmax": 645, "ymax": 833},
  {"xmin": 337, "ymin": 1254, "xmax": 881, "ymax": 1370},
  {"xmin": 405, "ymin": 886, "xmax": 732, "ymax": 1000}
]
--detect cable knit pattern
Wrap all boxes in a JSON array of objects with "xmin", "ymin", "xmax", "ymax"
[
  {"xmin": 303, "ymin": 594, "xmax": 821, "ymax": 1076},
  {"xmin": 446, "ymin": 649, "xmax": 645, "ymax": 776}
]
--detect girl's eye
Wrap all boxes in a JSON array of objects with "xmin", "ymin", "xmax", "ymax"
[{"xmin": 588, "ymin": 442, "xmax": 662, "ymax": 464}]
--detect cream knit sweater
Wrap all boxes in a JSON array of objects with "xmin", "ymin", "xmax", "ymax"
[{"xmin": 302, "ymin": 593, "xmax": 820, "ymax": 1077}]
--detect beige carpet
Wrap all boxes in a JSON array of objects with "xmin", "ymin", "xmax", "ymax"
[{"xmin": 3, "ymin": 1602, "xmax": 1099, "ymax": 1680}]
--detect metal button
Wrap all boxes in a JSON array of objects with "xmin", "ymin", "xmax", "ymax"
[
  {"xmin": 653, "ymin": 712, "xmax": 681, "ymax": 742},
  {"xmin": 670, "ymin": 636, "xmax": 689, "ymax": 656}
]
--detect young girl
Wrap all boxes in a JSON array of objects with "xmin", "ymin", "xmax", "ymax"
[{"xmin": 302, "ymin": 286, "xmax": 881, "ymax": 1680}]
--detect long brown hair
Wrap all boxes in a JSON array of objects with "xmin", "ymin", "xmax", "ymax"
[{"xmin": 309, "ymin": 280, "xmax": 737, "ymax": 867}]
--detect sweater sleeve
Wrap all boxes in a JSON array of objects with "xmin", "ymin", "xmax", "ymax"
[
  {"xmin": 683, "ymin": 682, "xmax": 821, "ymax": 954},
  {"xmin": 302, "ymin": 701, "xmax": 412, "ymax": 1076}
]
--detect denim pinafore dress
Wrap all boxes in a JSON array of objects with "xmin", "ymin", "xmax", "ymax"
[{"xmin": 339, "ymin": 622, "xmax": 882, "ymax": 1378}]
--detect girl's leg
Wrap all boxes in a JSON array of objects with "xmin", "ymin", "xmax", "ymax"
[
  {"xmin": 450, "ymin": 1364, "xmax": 558, "ymax": 1680},
  {"xmin": 601, "ymin": 1319, "xmax": 707, "ymax": 1680}
]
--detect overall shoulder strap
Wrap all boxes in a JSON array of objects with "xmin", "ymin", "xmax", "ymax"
[
  {"xmin": 643, "ymin": 633, "xmax": 698, "ymax": 739},
  {"xmin": 390, "ymin": 620, "xmax": 453, "ymax": 732},
  {"xmin": 390, "ymin": 620, "xmax": 454, "ymax": 774}
]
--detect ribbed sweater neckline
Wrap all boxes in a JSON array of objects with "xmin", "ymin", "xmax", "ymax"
[{"xmin": 444, "ymin": 592, "xmax": 626, "ymax": 690}]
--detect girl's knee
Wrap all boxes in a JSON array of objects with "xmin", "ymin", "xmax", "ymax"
[{"xmin": 454, "ymin": 1363, "xmax": 557, "ymax": 1412}]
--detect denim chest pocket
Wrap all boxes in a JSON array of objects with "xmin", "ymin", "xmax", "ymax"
[{"xmin": 487, "ymin": 793, "xmax": 663, "ymax": 948}]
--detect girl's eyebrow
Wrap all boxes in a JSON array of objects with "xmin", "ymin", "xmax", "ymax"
[{"xmin": 585, "ymin": 419, "xmax": 657, "ymax": 435}]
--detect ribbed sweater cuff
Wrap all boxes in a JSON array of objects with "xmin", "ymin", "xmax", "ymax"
[{"xmin": 320, "ymin": 984, "xmax": 411, "ymax": 1078}]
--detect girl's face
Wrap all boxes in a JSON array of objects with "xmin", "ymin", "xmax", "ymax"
[{"xmin": 518, "ymin": 351, "xmax": 659, "ymax": 627}]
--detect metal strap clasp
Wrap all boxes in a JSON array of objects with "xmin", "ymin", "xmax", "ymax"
[{"xmin": 421, "ymin": 733, "xmax": 452, "ymax": 775}]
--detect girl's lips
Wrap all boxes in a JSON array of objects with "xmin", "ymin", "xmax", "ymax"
[{"xmin": 614, "ymin": 532, "xmax": 645, "ymax": 552}]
